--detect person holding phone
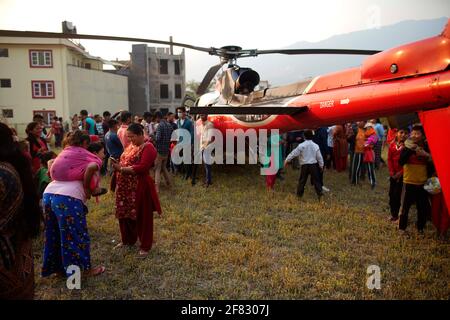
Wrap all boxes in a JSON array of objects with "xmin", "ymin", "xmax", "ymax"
[{"xmin": 111, "ymin": 123, "xmax": 161, "ymax": 258}]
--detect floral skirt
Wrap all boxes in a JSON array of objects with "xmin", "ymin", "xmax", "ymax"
[{"xmin": 42, "ymin": 193, "xmax": 91, "ymax": 277}]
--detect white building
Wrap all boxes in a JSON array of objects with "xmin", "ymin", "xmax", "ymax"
[{"xmin": 0, "ymin": 36, "xmax": 128, "ymax": 135}]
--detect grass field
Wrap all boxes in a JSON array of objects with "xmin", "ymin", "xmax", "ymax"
[{"xmin": 33, "ymin": 164, "xmax": 450, "ymax": 299}]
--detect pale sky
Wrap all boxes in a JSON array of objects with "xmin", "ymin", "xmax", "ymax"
[{"xmin": 0, "ymin": 0, "xmax": 449, "ymax": 80}]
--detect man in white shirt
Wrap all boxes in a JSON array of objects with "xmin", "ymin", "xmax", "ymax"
[
  {"xmin": 326, "ymin": 125, "xmax": 335, "ymax": 169},
  {"xmin": 192, "ymin": 114, "xmax": 214, "ymax": 186},
  {"xmin": 284, "ymin": 130, "xmax": 324, "ymax": 199},
  {"xmin": 142, "ymin": 112, "xmax": 154, "ymax": 141}
]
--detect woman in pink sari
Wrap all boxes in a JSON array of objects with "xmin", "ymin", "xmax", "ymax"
[{"xmin": 42, "ymin": 130, "xmax": 105, "ymax": 277}]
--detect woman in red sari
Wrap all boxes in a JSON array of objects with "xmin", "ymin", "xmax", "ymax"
[
  {"xmin": 25, "ymin": 122, "xmax": 49, "ymax": 175},
  {"xmin": 111, "ymin": 123, "xmax": 161, "ymax": 257}
]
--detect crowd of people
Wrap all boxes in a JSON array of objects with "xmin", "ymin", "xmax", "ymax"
[
  {"xmin": 277, "ymin": 120, "xmax": 448, "ymax": 238},
  {"xmin": 0, "ymin": 106, "xmax": 217, "ymax": 299},
  {"xmin": 0, "ymin": 108, "xmax": 448, "ymax": 299}
]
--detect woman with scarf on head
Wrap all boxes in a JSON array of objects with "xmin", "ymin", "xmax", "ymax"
[
  {"xmin": 25, "ymin": 121, "xmax": 49, "ymax": 175},
  {"xmin": 42, "ymin": 130, "xmax": 106, "ymax": 278},
  {"xmin": 0, "ymin": 123, "xmax": 41, "ymax": 299},
  {"xmin": 332, "ymin": 125, "xmax": 349, "ymax": 172}
]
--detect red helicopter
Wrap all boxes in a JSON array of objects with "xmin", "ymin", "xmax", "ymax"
[{"xmin": 1, "ymin": 20, "xmax": 449, "ymax": 207}]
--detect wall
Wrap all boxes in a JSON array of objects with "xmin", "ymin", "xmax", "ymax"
[{"xmin": 67, "ymin": 65, "xmax": 128, "ymax": 117}]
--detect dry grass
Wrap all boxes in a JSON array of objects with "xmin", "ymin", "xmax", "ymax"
[{"xmin": 33, "ymin": 164, "xmax": 450, "ymax": 299}]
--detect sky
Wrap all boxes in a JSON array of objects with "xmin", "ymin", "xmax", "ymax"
[{"xmin": 0, "ymin": 0, "xmax": 449, "ymax": 80}]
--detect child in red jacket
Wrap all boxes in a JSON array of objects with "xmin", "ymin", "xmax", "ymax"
[{"xmin": 387, "ymin": 129, "xmax": 407, "ymax": 221}]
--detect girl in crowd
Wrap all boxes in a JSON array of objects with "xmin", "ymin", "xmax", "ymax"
[
  {"xmin": 112, "ymin": 123, "xmax": 161, "ymax": 257},
  {"xmin": 71, "ymin": 114, "xmax": 81, "ymax": 132},
  {"xmin": 35, "ymin": 151, "xmax": 57, "ymax": 199},
  {"xmin": 387, "ymin": 129, "xmax": 407, "ymax": 221},
  {"xmin": 86, "ymin": 142, "xmax": 108, "ymax": 198},
  {"xmin": 264, "ymin": 133, "xmax": 284, "ymax": 192},
  {"xmin": 42, "ymin": 130, "xmax": 105, "ymax": 278},
  {"xmin": 332, "ymin": 125, "xmax": 349, "ymax": 172},
  {"xmin": 0, "ymin": 123, "xmax": 41, "ymax": 299},
  {"xmin": 26, "ymin": 121, "xmax": 49, "ymax": 175},
  {"xmin": 363, "ymin": 122, "xmax": 378, "ymax": 189}
]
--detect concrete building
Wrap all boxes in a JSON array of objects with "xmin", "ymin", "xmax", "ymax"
[
  {"xmin": 0, "ymin": 36, "xmax": 128, "ymax": 135},
  {"xmin": 129, "ymin": 44, "xmax": 185, "ymax": 115}
]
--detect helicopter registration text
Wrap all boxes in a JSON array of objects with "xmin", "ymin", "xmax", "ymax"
[{"xmin": 319, "ymin": 100, "xmax": 335, "ymax": 108}]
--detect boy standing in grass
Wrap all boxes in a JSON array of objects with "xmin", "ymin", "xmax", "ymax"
[
  {"xmin": 387, "ymin": 128, "xmax": 407, "ymax": 222},
  {"xmin": 284, "ymin": 130, "xmax": 324, "ymax": 200},
  {"xmin": 398, "ymin": 125, "xmax": 432, "ymax": 234}
]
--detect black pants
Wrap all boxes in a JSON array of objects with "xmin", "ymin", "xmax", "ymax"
[
  {"xmin": 348, "ymin": 151, "xmax": 354, "ymax": 181},
  {"xmin": 350, "ymin": 153, "xmax": 363, "ymax": 185},
  {"xmin": 297, "ymin": 164, "xmax": 323, "ymax": 197},
  {"xmin": 325, "ymin": 146, "xmax": 334, "ymax": 169},
  {"xmin": 366, "ymin": 162, "xmax": 376, "ymax": 187},
  {"xmin": 399, "ymin": 183, "xmax": 431, "ymax": 231},
  {"xmin": 191, "ymin": 150, "xmax": 212, "ymax": 185},
  {"xmin": 389, "ymin": 177, "xmax": 403, "ymax": 218},
  {"xmin": 311, "ymin": 163, "xmax": 324, "ymax": 187},
  {"xmin": 183, "ymin": 146, "xmax": 194, "ymax": 180}
]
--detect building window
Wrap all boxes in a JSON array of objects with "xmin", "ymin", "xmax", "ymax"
[
  {"xmin": 174, "ymin": 60, "xmax": 181, "ymax": 75},
  {"xmin": 32, "ymin": 81, "xmax": 55, "ymax": 98},
  {"xmin": 85, "ymin": 63, "xmax": 91, "ymax": 69},
  {"xmin": 159, "ymin": 59, "xmax": 168, "ymax": 74},
  {"xmin": 33, "ymin": 110, "xmax": 56, "ymax": 126},
  {"xmin": 0, "ymin": 79, "xmax": 11, "ymax": 88},
  {"xmin": 175, "ymin": 84, "xmax": 182, "ymax": 99},
  {"xmin": 0, "ymin": 48, "xmax": 8, "ymax": 57},
  {"xmin": 29, "ymin": 50, "xmax": 53, "ymax": 67},
  {"xmin": 160, "ymin": 84, "xmax": 169, "ymax": 99},
  {"xmin": 2, "ymin": 109, "xmax": 13, "ymax": 118}
]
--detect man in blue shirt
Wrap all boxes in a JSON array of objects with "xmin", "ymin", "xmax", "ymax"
[
  {"xmin": 105, "ymin": 119, "xmax": 124, "ymax": 161},
  {"xmin": 176, "ymin": 107, "xmax": 194, "ymax": 179},
  {"xmin": 80, "ymin": 109, "xmax": 96, "ymax": 135}
]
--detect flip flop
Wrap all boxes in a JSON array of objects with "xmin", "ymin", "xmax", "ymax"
[
  {"xmin": 138, "ymin": 250, "xmax": 149, "ymax": 258},
  {"xmin": 113, "ymin": 243, "xmax": 125, "ymax": 250},
  {"xmin": 86, "ymin": 266, "xmax": 106, "ymax": 277}
]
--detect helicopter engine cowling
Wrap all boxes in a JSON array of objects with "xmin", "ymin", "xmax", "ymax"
[{"xmin": 231, "ymin": 67, "xmax": 260, "ymax": 94}]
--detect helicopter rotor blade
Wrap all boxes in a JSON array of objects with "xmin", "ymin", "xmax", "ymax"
[
  {"xmin": 0, "ymin": 29, "xmax": 213, "ymax": 54},
  {"xmin": 0, "ymin": 30, "xmax": 381, "ymax": 57},
  {"xmin": 252, "ymin": 48, "xmax": 381, "ymax": 56},
  {"xmin": 196, "ymin": 63, "xmax": 225, "ymax": 95}
]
